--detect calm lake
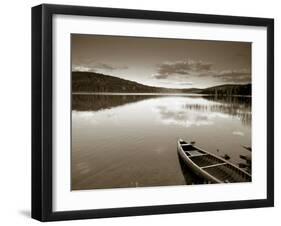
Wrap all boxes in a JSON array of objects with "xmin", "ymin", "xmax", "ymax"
[{"xmin": 71, "ymin": 94, "xmax": 251, "ymax": 190}]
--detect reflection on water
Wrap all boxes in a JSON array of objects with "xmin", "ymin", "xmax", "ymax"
[
  {"xmin": 73, "ymin": 94, "xmax": 251, "ymax": 126},
  {"xmin": 159, "ymin": 98, "xmax": 251, "ymax": 127},
  {"xmin": 72, "ymin": 94, "xmax": 251, "ymax": 190},
  {"xmin": 203, "ymin": 96, "xmax": 251, "ymax": 126},
  {"xmin": 72, "ymin": 94, "xmax": 153, "ymax": 111}
]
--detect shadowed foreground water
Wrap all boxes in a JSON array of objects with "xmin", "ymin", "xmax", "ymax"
[{"xmin": 71, "ymin": 94, "xmax": 251, "ymax": 190}]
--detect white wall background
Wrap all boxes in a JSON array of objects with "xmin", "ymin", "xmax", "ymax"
[{"xmin": 0, "ymin": 0, "xmax": 279, "ymax": 225}]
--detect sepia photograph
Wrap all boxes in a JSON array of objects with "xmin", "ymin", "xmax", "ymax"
[{"xmin": 71, "ymin": 34, "xmax": 252, "ymax": 190}]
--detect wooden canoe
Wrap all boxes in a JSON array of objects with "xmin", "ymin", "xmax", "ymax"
[{"xmin": 177, "ymin": 139, "xmax": 251, "ymax": 183}]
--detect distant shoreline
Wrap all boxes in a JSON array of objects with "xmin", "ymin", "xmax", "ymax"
[
  {"xmin": 72, "ymin": 92, "xmax": 205, "ymax": 96},
  {"xmin": 72, "ymin": 72, "xmax": 252, "ymax": 96},
  {"xmin": 72, "ymin": 92, "xmax": 251, "ymax": 98}
]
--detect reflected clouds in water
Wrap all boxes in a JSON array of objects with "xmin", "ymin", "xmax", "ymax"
[
  {"xmin": 152, "ymin": 96, "xmax": 251, "ymax": 128},
  {"xmin": 154, "ymin": 105, "xmax": 215, "ymax": 127}
]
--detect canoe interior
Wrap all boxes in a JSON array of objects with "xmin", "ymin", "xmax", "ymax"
[
  {"xmin": 189, "ymin": 155, "xmax": 224, "ymax": 167},
  {"xmin": 179, "ymin": 141, "xmax": 251, "ymax": 183},
  {"xmin": 203, "ymin": 163, "xmax": 251, "ymax": 183}
]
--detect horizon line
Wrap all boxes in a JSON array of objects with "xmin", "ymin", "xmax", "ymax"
[{"xmin": 72, "ymin": 70, "xmax": 252, "ymax": 90}]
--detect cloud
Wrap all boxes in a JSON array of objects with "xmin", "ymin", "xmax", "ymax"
[
  {"xmin": 178, "ymin": 82, "xmax": 194, "ymax": 86},
  {"xmin": 213, "ymin": 69, "xmax": 251, "ymax": 83},
  {"xmin": 153, "ymin": 59, "xmax": 251, "ymax": 84},
  {"xmin": 95, "ymin": 63, "xmax": 128, "ymax": 71},
  {"xmin": 72, "ymin": 65, "xmax": 92, "ymax": 72},
  {"xmin": 153, "ymin": 59, "xmax": 213, "ymax": 79},
  {"xmin": 72, "ymin": 63, "xmax": 128, "ymax": 72}
]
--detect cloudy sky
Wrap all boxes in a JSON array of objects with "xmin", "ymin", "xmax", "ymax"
[{"xmin": 71, "ymin": 34, "xmax": 251, "ymax": 89}]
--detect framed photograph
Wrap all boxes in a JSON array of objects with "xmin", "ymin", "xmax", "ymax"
[{"xmin": 32, "ymin": 4, "xmax": 274, "ymax": 221}]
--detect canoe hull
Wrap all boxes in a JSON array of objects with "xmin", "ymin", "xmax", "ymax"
[
  {"xmin": 177, "ymin": 139, "xmax": 251, "ymax": 183},
  {"xmin": 177, "ymin": 142, "xmax": 220, "ymax": 183}
]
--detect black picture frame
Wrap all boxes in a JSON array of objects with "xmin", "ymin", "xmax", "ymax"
[{"xmin": 32, "ymin": 4, "xmax": 274, "ymax": 222}]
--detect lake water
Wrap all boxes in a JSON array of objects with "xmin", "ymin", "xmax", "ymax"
[{"xmin": 71, "ymin": 94, "xmax": 251, "ymax": 190}]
